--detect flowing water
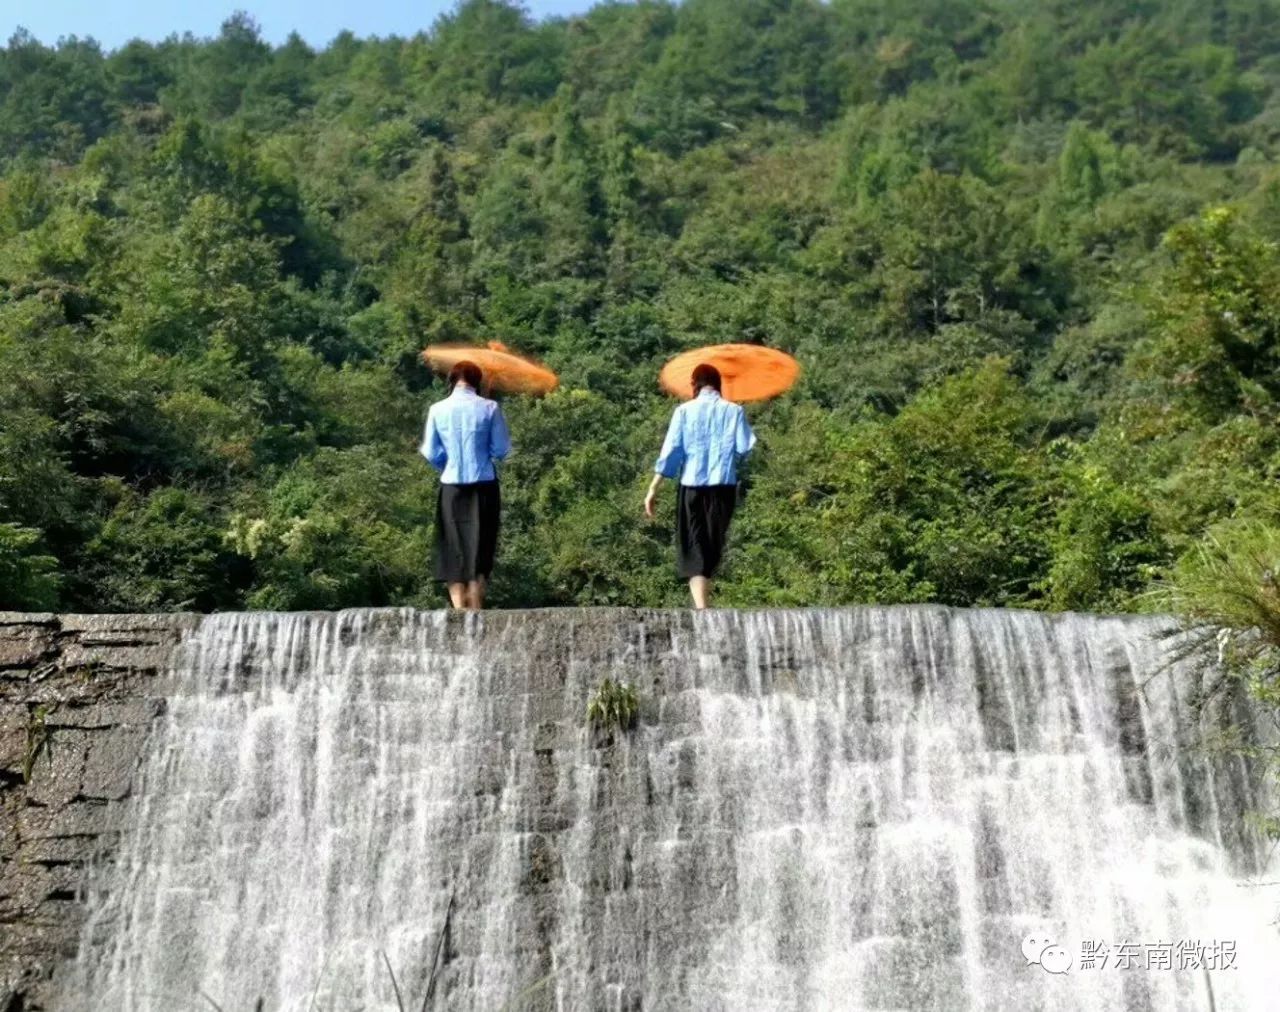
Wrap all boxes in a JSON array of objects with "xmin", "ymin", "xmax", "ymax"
[{"xmin": 62, "ymin": 607, "xmax": 1280, "ymax": 1011}]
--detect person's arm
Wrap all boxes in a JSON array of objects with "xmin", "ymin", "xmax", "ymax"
[
  {"xmin": 735, "ymin": 406, "xmax": 757, "ymax": 458},
  {"xmin": 645, "ymin": 408, "xmax": 684, "ymax": 517},
  {"xmin": 421, "ymin": 409, "xmax": 447, "ymax": 472},
  {"xmin": 489, "ymin": 403, "xmax": 511, "ymax": 463},
  {"xmin": 644, "ymin": 471, "xmax": 664, "ymax": 518}
]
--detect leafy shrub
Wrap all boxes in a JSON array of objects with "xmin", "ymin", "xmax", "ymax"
[{"xmin": 586, "ymin": 678, "xmax": 639, "ymax": 733}]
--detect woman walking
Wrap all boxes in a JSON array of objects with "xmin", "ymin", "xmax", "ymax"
[
  {"xmin": 644, "ymin": 363, "xmax": 756, "ymax": 609},
  {"xmin": 421, "ymin": 361, "xmax": 511, "ymax": 610}
]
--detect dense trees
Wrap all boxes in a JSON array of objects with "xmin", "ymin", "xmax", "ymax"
[{"xmin": 1, "ymin": 1, "xmax": 1278, "ymax": 613}]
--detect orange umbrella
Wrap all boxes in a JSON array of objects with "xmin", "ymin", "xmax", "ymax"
[
  {"xmin": 421, "ymin": 341, "xmax": 558, "ymax": 396},
  {"xmin": 659, "ymin": 344, "xmax": 800, "ymax": 402}
]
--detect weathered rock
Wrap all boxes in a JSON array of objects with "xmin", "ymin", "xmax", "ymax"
[
  {"xmin": 24, "ymin": 728, "xmax": 92, "ymax": 808},
  {"xmin": 80, "ymin": 727, "xmax": 146, "ymax": 801},
  {"xmin": 43, "ymin": 699, "xmax": 163, "ymax": 730},
  {"xmin": 18, "ymin": 800, "xmax": 123, "ymax": 841},
  {"xmin": 60, "ymin": 642, "xmax": 174, "ymax": 672},
  {"xmin": 0, "ymin": 614, "xmax": 57, "ymax": 627},
  {"xmin": 0, "ymin": 611, "xmax": 187, "ymax": 1012},
  {"xmin": 0, "ymin": 632, "xmax": 51, "ymax": 670},
  {"xmin": 17, "ymin": 835, "xmax": 94, "ymax": 866},
  {"xmin": 58, "ymin": 613, "xmax": 199, "ymax": 635},
  {"xmin": 0, "ymin": 704, "xmax": 28, "ymax": 775}
]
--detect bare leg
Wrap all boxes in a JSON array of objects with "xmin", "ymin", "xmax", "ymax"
[
  {"xmin": 447, "ymin": 583, "xmax": 467, "ymax": 609},
  {"xmin": 466, "ymin": 575, "xmax": 487, "ymax": 611},
  {"xmin": 689, "ymin": 576, "xmax": 710, "ymax": 610}
]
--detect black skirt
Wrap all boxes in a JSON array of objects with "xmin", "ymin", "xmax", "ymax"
[
  {"xmin": 434, "ymin": 480, "xmax": 500, "ymax": 583},
  {"xmin": 676, "ymin": 484, "xmax": 738, "ymax": 579}
]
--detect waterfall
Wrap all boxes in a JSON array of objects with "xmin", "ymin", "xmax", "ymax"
[{"xmin": 62, "ymin": 607, "xmax": 1279, "ymax": 1011}]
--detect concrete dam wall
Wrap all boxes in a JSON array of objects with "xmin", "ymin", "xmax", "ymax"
[{"xmin": 1, "ymin": 607, "xmax": 1277, "ymax": 1010}]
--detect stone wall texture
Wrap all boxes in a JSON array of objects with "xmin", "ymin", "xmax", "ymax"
[
  {"xmin": 0, "ymin": 612, "xmax": 195, "ymax": 1011},
  {"xmin": 0, "ymin": 608, "xmax": 1266, "ymax": 1012}
]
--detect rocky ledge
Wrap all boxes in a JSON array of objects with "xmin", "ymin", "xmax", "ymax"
[{"xmin": 0, "ymin": 612, "xmax": 197, "ymax": 1011}]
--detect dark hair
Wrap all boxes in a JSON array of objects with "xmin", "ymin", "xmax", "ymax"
[
  {"xmin": 691, "ymin": 363, "xmax": 721, "ymax": 393},
  {"xmin": 448, "ymin": 360, "xmax": 483, "ymax": 391}
]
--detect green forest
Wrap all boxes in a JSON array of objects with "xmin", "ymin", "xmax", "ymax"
[{"xmin": 1, "ymin": 0, "xmax": 1279, "ymax": 615}]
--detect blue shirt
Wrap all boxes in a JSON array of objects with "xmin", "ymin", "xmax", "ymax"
[
  {"xmin": 421, "ymin": 386, "xmax": 511, "ymax": 484},
  {"xmin": 654, "ymin": 389, "xmax": 756, "ymax": 486}
]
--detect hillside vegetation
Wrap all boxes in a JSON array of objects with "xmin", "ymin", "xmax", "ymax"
[{"xmin": 1, "ymin": 0, "xmax": 1278, "ymax": 613}]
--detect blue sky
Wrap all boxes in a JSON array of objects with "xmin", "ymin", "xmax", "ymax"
[{"xmin": 12, "ymin": 1, "xmax": 608, "ymax": 51}]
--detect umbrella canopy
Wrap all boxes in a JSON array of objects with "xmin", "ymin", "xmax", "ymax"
[
  {"xmin": 422, "ymin": 341, "xmax": 558, "ymax": 396},
  {"xmin": 659, "ymin": 344, "xmax": 800, "ymax": 403}
]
